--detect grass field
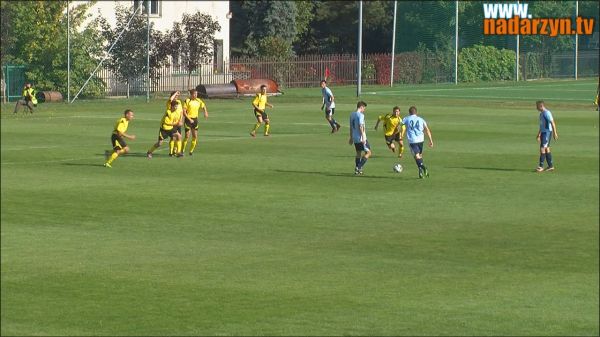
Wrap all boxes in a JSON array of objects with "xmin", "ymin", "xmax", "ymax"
[{"xmin": 1, "ymin": 79, "xmax": 598, "ymax": 336}]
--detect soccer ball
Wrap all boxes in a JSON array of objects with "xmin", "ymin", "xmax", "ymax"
[{"xmin": 393, "ymin": 163, "xmax": 403, "ymax": 173}]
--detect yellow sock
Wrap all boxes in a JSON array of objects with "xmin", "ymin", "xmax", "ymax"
[
  {"xmin": 182, "ymin": 137, "xmax": 189, "ymax": 152},
  {"xmin": 106, "ymin": 151, "xmax": 119, "ymax": 165},
  {"xmin": 399, "ymin": 144, "xmax": 404, "ymax": 154},
  {"xmin": 190, "ymin": 139, "xmax": 197, "ymax": 153},
  {"xmin": 177, "ymin": 140, "xmax": 182, "ymax": 153},
  {"xmin": 169, "ymin": 139, "xmax": 175, "ymax": 155},
  {"xmin": 252, "ymin": 122, "xmax": 261, "ymax": 132},
  {"xmin": 264, "ymin": 124, "xmax": 270, "ymax": 135}
]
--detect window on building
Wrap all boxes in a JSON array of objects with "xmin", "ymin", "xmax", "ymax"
[{"xmin": 133, "ymin": 0, "xmax": 161, "ymax": 17}]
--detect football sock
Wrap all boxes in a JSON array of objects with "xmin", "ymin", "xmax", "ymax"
[
  {"xmin": 264, "ymin": 124, "xmax": 270, "ymax": 135},
  {"xmin": 546, "ymin": 152, "xmax": 553, "ymax": 167},
  {"xmin": 539, "ymin": 153, "xmax": 546, "ymax": 167},
  {"xmin": 182, "ymin": 137, "xmax": 189, "ymax": 152},
  {"xmin": 359, "ymin": 157, "xmax": 368, "ymax": 168},
  {"xmin": 332, "ymin": 118, "xmax": 338, "ymax": 127},
  {"xmin": 416, "ymin": 158, "xmax": 424, "ymax": 168},
  {"xmin": 398, "ymin": 144, "xmax": 404, "ymax": 155},
  {"xmin": 169, "ymin": 139, "xmax": 175, "ymax": 155},
  {"xmin": 190, "ymin": 139, "xmax": 197, "ymax": 153},
  {"xmin": 355, "ymin": 157, "xmax": 360, "ymax": 168},
  {"xmin": 328, "ymin": 120, "xmax": 336, "ymax": 128},
  {"xmin": 177, "ymin": 140, "xmax": 182, "ymax": 153},
  {"xmin": 106, "ymin": 151, "xmax": 119, "ymax": 165},
  {"xmin": 252, "ymin": 123, "xmax": 261, "ymax": 132}
]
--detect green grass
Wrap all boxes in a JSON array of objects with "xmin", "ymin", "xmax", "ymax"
[{"xmin": 1, "ymin": 78, "xmax": 598, "ymax": 336}]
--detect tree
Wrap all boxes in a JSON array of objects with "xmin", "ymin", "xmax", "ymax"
[
  {"xmin": 1, "ymin": 0, "xmax": 106, "ymax": 97},
  {"xmin": 240, "ymin": 1, "xmax": 298, "ymax": 58},
  {"xmin": 169, "ymin": 11, "xmax": 221, "ymax": 89},
  {"xmin": 99, "ymin": 4, "xmax": 169, "ymax": 97}
]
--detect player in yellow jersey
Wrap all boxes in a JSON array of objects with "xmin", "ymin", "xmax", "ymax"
[
  {"xmin": 182, "ymin": 89, "xmax": 208, "ymax": 156},
  {"xmin": 146, "ymin": 100, "xmax": 181, "ymax": 159},
  {"xmin": 166, "ymin": 91, "xmax": 184, "ymax": 157},
  {"xmin": 250, "ymin": 85, "xmax": 274, "ymax": 137},
  {"xmin": 104, "ymin": 109, "xmax": 136, "ymax": 168},
  {"xmin": 374, "ymin": 106, "xmax": 406, "ymax": 158}
]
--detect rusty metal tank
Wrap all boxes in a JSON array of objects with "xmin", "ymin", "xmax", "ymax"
[{"xmin": 231, "ymin": 79, "xmax": 280, "ymax": 96}]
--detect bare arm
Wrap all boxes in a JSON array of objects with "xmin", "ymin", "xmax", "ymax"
[
  {"xmin": 374, "ymin": 119, "xmax": 381, "ymax": 130},
  {"xmin": 551, "ymin": 120, "xmax": 558, "ymax": 140},
  {"xmin": 203, "ymin": 106, "xmax": 209, "ymax": 119},
  {"xmin": 424, "ymin": 125, "xmax": 433, "ymax": 147},
  {"xmin": 117, "ymin": 131, "xmax": 136, "ymax": 140},
  {"xmin": 360, "ymin": 124, "xmax": 366, "ymax": 143}
]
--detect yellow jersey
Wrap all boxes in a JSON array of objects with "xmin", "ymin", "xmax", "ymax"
[
  {"xmin": 378, "ymin": 114, "xmax": 404, "ymax": 136},
  {"xmin": 184, "ymin": 98, "xmax": 206, "ymax": 119},
  {"xmin": 113, "ymin": 117, "xmax": 129, "ymax": 135},
  {"xmin": 160, "ymin": 109, "xmax": 177, "ymax": 130},
  {"xmin": 252, "ymin": 93, "xmax": 268, "ymax": 110}
]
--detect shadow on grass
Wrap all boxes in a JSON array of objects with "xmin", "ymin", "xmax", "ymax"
[
  {"xmin": 62, "ymin": 162, "xmax": 105, "ymax": 167},
  {"xmin": 446, "ymin": 166, "xmax": 532, "ymax": 172},
  {"xmin": 273, "ymin": 169, "xmax": 403, "ymax": 180}
]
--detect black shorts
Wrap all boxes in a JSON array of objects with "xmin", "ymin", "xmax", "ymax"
[
  {"xmin": 185, "ymin": 118, "xmax": 199, "ymax": 131},
  {"xmin": 172, "ymin": 125, "xmax": 182, "ymax": 135},
  {"xmin": 158, "ymin": 127, "xmax": 175, "ymax": 141},
  {"xmin": 385, "ymin": 133, "xmax": 401, "ymax": 145},
  {"xmin": 409, "ymin": 142, "xmax": 424, "ymax": 155},
  {"xmin": 354, "ymin": 141, "xmax": 371, "ymax": 152},
  {"xmin": 254, "ymin": 109, "xmax": 268, "ymax": 120},
  {"xmin": 111, "ymin": 133, "xmax": 126, "ymax": 150}
]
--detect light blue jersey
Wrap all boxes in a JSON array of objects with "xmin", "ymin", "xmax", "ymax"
[
  {"xmin": 539, "ymin": 109, "xmax": 554, "ymax": 133},
  {"xmin": 322, "ymin": 87, "xmax": 335, "ymax": 109},
  {"xmin": 402, "ymin": 115, "xmax": 428, "ymax": 144},
  {"xmin": 350, "ymin": 111, "xmax": 365, "ymax": 143}
]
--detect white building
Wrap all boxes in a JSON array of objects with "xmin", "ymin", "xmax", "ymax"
[{"xmin": 74, "ymin": 0, "xmax": 232, "ymax": 93}]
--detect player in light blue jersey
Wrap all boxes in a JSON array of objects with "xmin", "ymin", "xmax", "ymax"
[
  {"xmin": 348, "ymin": 101, "xmax": 370, "ymax": 175},
  {"xmin": 535, "ymin": 101, "xmax": 559, "ymax": 172},
  {"xmin": 321, "ymin": 80, "xmax": 341, "ymax": 133},
  {"xmin": 402, "ymin": 106, "xmax": 433, "ymax": 178}
]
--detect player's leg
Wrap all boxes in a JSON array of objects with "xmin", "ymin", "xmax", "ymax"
[
  {"xmin": 331, "ymin": 108, "xmax": 341, "ymax": 131},
  {"xmin": 354, "ymin": 148, "xmax": 362, "ymax": 174},
  {"xmin": 176, "ymin": 131, "xmax": 183, "ymax": 157},
  {"xmin": 397, "ymin": 140, "xmax": 404, "ymax": 158},
  {"xmin": 251, "ymin": 112, "xmax": 262, "ymax": 137},
  {"xmin": 325, "ymin": 110, "xmax": 336, "ymax": 132},
  {"xmin": 263, "ymin": 113, "xmax": 270, "ymax": 136},
  {"xmin": 106, "ymin": 136, "xmax": 126, "ymax": 167},
  {"xmin": 182, "ymin": 125, "xmax": 191, "ymax": 153},
  {"xmin": 189, "ymin": 128, "xmax": 198, "ymax": 155},
  {"xmin": 537, "ymin": 133, "xmax": 549, "ymax": 172},
  {"xmin": 26, "ymin": 101, "xmax": 34, "ymax": 113},
  {"xmin": 357, "ymin": 142, "xmax": 371, "ymax": 173},
  {"xmin": 386, "ymin": 137, "xmax": 395, "ymax": 153},
  {"xmin": 147, "ymin": 130, "xmax": 166, "ymax": 158},
  {"xmin": 544, "ymin": 147, "xmax": 554, "ymax": 171}
]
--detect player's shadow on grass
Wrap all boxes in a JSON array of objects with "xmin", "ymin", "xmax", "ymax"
[
  {"xmin": 273, "ymin": 169, "xmax": 399, "ymax": 180},
  {"xmin": 62, "ymin": 162, "xmax": 105, "ymax": 167},
  {"xmin": 447, "ymin": 166, "xmax": 530, "ymax": 172}
]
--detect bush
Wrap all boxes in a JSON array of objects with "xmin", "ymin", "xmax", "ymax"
[{"xmin": 459, "ymin": 45, "xmax": 515, "ymax": 82}]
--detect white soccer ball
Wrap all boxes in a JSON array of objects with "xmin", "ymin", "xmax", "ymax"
[{"xmin": 393, "ymin": 163, "xmax": 403, "ymax": 173}]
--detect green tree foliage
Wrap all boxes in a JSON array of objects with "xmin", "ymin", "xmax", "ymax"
[
  {"xmin": 1, "ymin": 0, "xmax": 105, "ymax": 97},
  {"xmin": 99, "ymin": 4, "xmax": 169, "ymax": 97},
  {"xmin": 459, "ymin": 45, "xmax": 515, "ymax": 82},
  {"xmin": 237, "ymin": 0, "xmax": 297, "ymax": 58},
  {"xmin": 169, "ymin": 11, "xmax": 221, "ymax": 89}
]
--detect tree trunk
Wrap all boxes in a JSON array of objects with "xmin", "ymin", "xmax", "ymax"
[{"xmin": 127, "ymin": 80, "xmax": 130, "ymax": 98}]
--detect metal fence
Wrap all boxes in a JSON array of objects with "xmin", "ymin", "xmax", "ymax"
[{"xmin": 93, "ymin": 49, "xmax": 598, "ymax": 96}]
